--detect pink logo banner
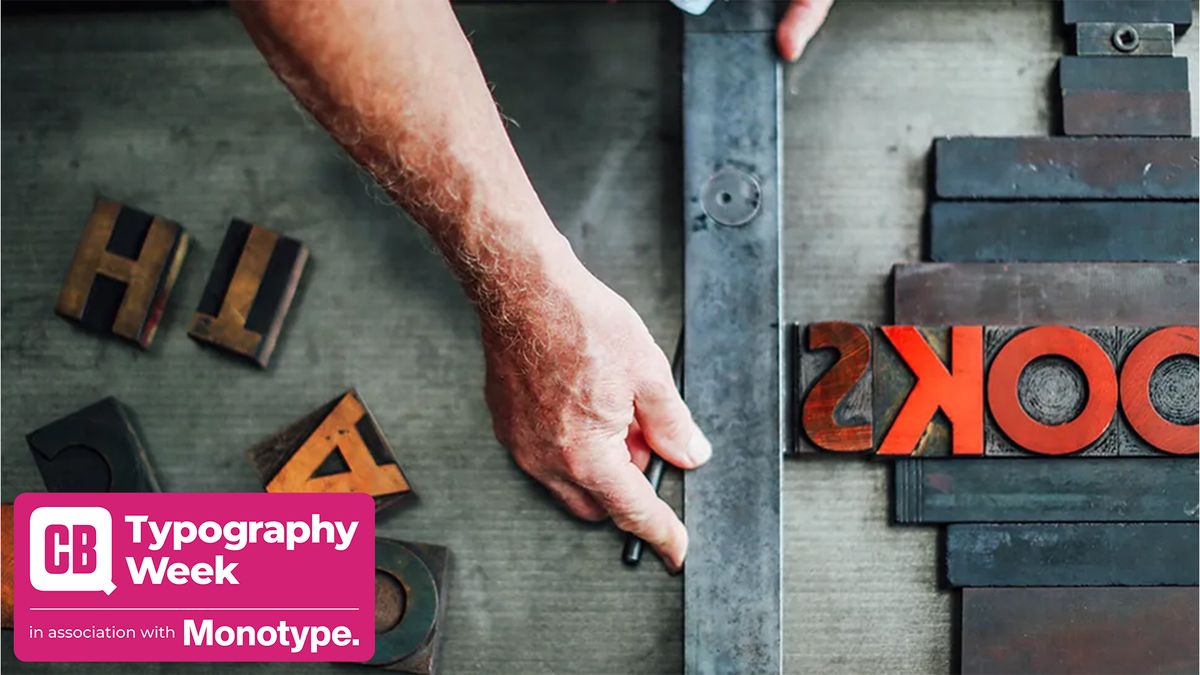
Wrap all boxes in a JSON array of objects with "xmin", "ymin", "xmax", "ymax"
[{"xmin": 14, "ymin": 492, "xmax": 375, "ymax": 662}]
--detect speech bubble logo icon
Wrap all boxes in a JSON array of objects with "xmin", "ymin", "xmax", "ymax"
[{"xmin": 28, "ymin": 507, "xmax": 116, "ymax": 595}]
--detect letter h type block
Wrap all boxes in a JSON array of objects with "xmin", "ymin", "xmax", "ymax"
[
  {"xmin": 188, "ymin": 219, "xmax": 309, "ymax": 368},
  {"xmin": 55, "ymin": 198, "xmax": 189, "ymax": 348}
]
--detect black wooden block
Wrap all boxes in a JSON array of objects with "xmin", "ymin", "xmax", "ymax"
[
  {"xmin": 945, "ymin": 523, "xmax": 1199, "ymax": 587},
  {"xmin": 892, "ymin": 263, "xmax": 1200, "ymax": 326},
  {"xmin": 1060, "ymin": 56, "xmax": 1189, "ymax": 91},
  {"xmin": 961, "ymin": 587, "xmax": 1199, "ymax": 675},
  {"xmin": 933, "ymin": 137, "xmax": 1199, "ymax": 200},
  {"xmin": 1062, "ymin": 90, "xmax": 1192, "ymax": 136},
  {"xmin": 26, "ymin": 397, "xmax": 160, "ymax": 492},
  {"xmin": 1063, "ymin": 0, "xmax": 1192, "ymax": 33},
  {"xmin": 368, "ymin": 538, "xmax": 449, "ymax": 674},
  {"xmin": 893, "ymin": 458, "xmax": 1199, "ymax": 524},
  {"xmin": 929, "ymin": 201, "xmax": 1199, "ymax": 262}
]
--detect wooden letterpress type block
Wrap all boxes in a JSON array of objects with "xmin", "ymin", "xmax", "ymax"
[
  {"xmin": 189, "ymin": 219, "xmax": 308, "ymax": 368},
  {"xmin": 984, "ymin": 326, "xmax": 1121, "ymax": 457},
  {"xmin": 962, "ymin": 587, "xmax": 1199, "ymax": 675},
  {"xmin": 2, "ymin": 504, "xmax": 11, "ymax": 629},
  {"xmin": 1116, "ymin": 326, "xmax": 1199, "ymax": 456},
  {"xmin": 368, "ymin": 538, "xmax": 449, "ymax": 674},
  {"xmin": 1062, "ymin": 90, "xmax": 1192, "ymax": 136},
  {"xmin": 1063, "ymin": 0, "xmax": 1193, "ymax": 33},
  {"xmin": 872, "ymin": 326, "xmax": 983, "ymax": 457},
  {"xmin": 893, "ymin": 263, "xmax": 1200, "ymax": 326},
  {"xmin": 246, "ymin": 390, "xmax": 412, "ymax": 512},
  {"xmin": 932, "ymin": 137, "xmax": 1200, "ymax": 200},
  {"xmin": 55, "ymin": 198, "xmax": 189, "ymax": 348},
  {"xmin": 26, "ymin": 397, "xmax": 160, "ymax": 492},
  {"xmin": 946, "ymin": 523, "xmax": 1199, "ymax": 587},
  {"xmin": 928, "ymin": 201, "xmax": 1199, "ymax": 263},
  {"xmin": 795, "ymin": 321, "xmax": 873, "ymax": 454},
  {"xmin": 893, "ymin": 458, "xmax": 1199, "ymax": 524},
  {"xmin": 1074, "ymin": 22, "xmax": 1175, "ymax": 56}
]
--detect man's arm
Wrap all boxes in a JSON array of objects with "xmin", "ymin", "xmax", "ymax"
[{"xmin": 233, "ymin": 0, "xmax": 710, "ymax": 571}]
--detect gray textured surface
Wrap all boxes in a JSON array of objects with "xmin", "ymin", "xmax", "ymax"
[{"xmin": 3, "ymin": 2, "xmax": 1198, "ymax": 674}]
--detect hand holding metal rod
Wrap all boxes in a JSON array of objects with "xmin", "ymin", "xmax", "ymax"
[{"xmin": 622, "ymin": 333, "xmax": 685, "ymax": 566}]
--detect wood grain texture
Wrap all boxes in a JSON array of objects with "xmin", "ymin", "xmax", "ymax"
[
  {"xmin": 946, "ymin": 523, "xmax": 1200, "ymax": 587},
  {"xmin": 961, "ymin": 587, "xmax": 1200, "ymax": 675},
  {"xmin": 1, "ymin": 504, "xmax": 11, "ymax": 630},
  {"xmin": 1062, "ymin": 90, "xmax": 1193, "ymax": 136},
  {"xmin": 893, "ymin": 457, "xmax": 1200, "ymax": 524},
  {"xmin": 893, "ymin": 263, "xmax": 1200, "ymax": 326}
]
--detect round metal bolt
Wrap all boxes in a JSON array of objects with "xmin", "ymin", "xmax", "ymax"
[
  {"xmin": 1111, "ymin": 24, "xmax": 1139, "ymax": 53},
  {"xmin": 701, "ymin": 167, "xmax": 762, "ymax": 227}
]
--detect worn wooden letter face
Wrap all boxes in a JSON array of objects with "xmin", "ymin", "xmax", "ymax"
[
  {"xmin": 25, "ymin": 397, "xmax": 161, "ymax": 492},
  {"xmin": 189, "ymin": 219, "xmax": 309, "ymax": 368},
  {"xmin": 55, "ymin": 198, "xmax": 189, "ymax": 348},
  {"xmin": 368, "ymin": 539, "xmax": 449, "ymax": 674},
  {"xmin": 796, "ymin": 321, "xmax": 873, "ymax": 453},
  {"xmin": 246, "ymin": 390, "xmax": 412, "ymax": 512}
]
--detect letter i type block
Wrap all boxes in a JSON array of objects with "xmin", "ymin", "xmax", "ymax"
[
  {"xmin": 55, "ymin": 198, "xmax": 188, "ymax": 348},
  {"xmin": 246, "ymin": 390, "xmax": 413, "ymax": 513},
  {"xmin": 189, "ymin": 219, "xmax": 308, "ymax": 368}
]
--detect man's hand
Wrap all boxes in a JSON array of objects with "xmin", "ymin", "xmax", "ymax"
[
  {"xmin": 481, "ymin": 255, "xmax": 710, "ymax": 572},
  {"xmin": 777, "ymin": 0, "xmax": 834, "ymax": 62}
]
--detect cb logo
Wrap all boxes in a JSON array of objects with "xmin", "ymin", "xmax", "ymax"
[{"xmin": 28, "ymin": 507, "xmax": 116, "ymax": 594}]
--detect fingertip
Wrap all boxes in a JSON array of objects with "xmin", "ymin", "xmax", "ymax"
[
  {"xmin": 686, "ymin": 421, "xmax": 713, "ymax": 467},
  {"xmin": 776, "ymin": 27, "xmax": 803, "ymax": 63},
  {"xmin": 661, "ymin": 524, "xmax": 688, "ymax": 574}
]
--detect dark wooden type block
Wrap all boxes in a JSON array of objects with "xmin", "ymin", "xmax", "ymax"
[
  {"xmin": 793, "ymin": 321, "xmax": 873, "ymax": 454},
  {"xmin": 26, "ymin": 397, "xmax": 160, "ymax": 492},
  {"xmin": 1063, "ymin": 0, "xmax": 1193, "ymax": 33},
  {"xmin": 1059, "ymin": 56, "xmax": 1188, "ymax": 91},
  {"xmin": 367, "ymin": 539, "xmax": 449, "ymax": 674},
  {"xmin": 55, "ymin": 198, "xmax": 189, "ymax": 348},
  {"xmin": 893, "ymin": 457, "xmax": 1199, "ymax": 524},
  {"xmin": 945, "ymin": 523, "xmax": 1199, "ymax": 587},
  {"xmin": 1075, "ymin": 22, "xmax": 1175, "ymax": 56},
  {"xmin": 2, "ymin": 504, "xmax": 11, "ymax": 630},
  {"xmin": 961, "ymin": 587, "xmax": 1200, "ymax": 675},
  {"xmin": 245, "ymin": 389, "xmax": 413, "ymax": 513},
  {"xmin": 1062, "ymin": 90, "xmax": 1192, "ymax": 136},
  {"xmin": 933, "ymin": 137, "xmax": 1200, "ymax": 200},
  {"xmin": 188, "ymin": 219, "xmax": 309, "ymax": 368},
  {"xmin": 929, "ymin": 201, "xmax": 1199, "ymax": 262},
  {"xmin": 892, "ymin": 263, "xmax": 1200, "ymax": 326}
]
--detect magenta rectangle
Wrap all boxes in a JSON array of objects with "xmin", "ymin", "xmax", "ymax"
[{"xmin": 13, "ymin": 492, "xmax": 375, "ymax": 662}]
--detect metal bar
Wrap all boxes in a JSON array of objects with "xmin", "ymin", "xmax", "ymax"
[
  {"xmin": 1059, "ymin": 55, "xmax": 1189, "ymax": 91},
  {"xmin": 1062, "ymin": 0, "xmax": 1193, "ymax": 33},
  {"xmin": 893, "ymin": 458, "xmax": 1200, "ymax": 524},
  {"xmin": 1075, "ymin": 22, "xmax": 1175, "ymax": 56},
  {"xmin": 892, "ymin": 263, "xmax": 1200, "ymax": 326},
  {"xmin": 683, "ymin": 0, "xmax": 782, "ymax": 671},
  {"xmin": 933, "ymin": 137, "xmax": 1200, "ymax": 200},
  {"xmin": 962, "ymin": 587, "xmax": 1200, "ymax": 675},
  {"xmin": 622, "ymin": 334, "xmax": 685, "ymax": 566},
  {"xmin": 945, "ymin": 523, "xmax": 1199, "ymax": 587},
  {"xmin": 928, "ymin": 201, "xmax": 1199, "ymax": 262}
]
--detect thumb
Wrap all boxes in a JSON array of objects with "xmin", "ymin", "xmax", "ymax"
[
  {"xmin": 635, "ymin": 369, "xmax": 712, "ymax": 470},
  {"xmin": 776, "ymin": 0, "xmax": 834, "ymax": 63}
]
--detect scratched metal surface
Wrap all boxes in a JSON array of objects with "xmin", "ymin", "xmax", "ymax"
[{"xmin": 3, "ymin": 2, "xmax": 1198, "ymax": 674}]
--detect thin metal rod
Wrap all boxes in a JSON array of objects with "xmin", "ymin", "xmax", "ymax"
[{"xmin": 621, "ymin": 332, "xmax": 685, "ymax": 566}]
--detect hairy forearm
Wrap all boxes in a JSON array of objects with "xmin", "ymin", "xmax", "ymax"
[{"xmin": 234, "ymin": 0, "xmax": 583, "ymax": 337}]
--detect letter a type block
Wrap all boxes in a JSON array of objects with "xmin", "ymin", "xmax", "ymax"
[
  {"xmin": 794, "ymin": 321, "xmax": 873, "ymax": 453},
  {"xmin": 368, "ymin": 538, "xmax": 449, "ymax": 674},
  {"xmin": 55, "ymin": 198, "xmax": 189, "ymax": 348},
  {"xmin": 873, "ymin": 326, "xmax": 984, "ymax": 456},
  {"xmin": 246, "ymin": 390, "xmax": 413, "ymax": 513},
  {"xmin": 189, "ymin": 219, "xmax": 308, "ymax": 368}
]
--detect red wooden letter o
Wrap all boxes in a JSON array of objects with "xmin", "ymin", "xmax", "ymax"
[
  {"xmin": 987, "ymin": 326, "xmax": 1118, "ymax": 455},
  {"xmin": 1119, "ymin": 326, "xmax": 1199, "ymax": 456}
]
